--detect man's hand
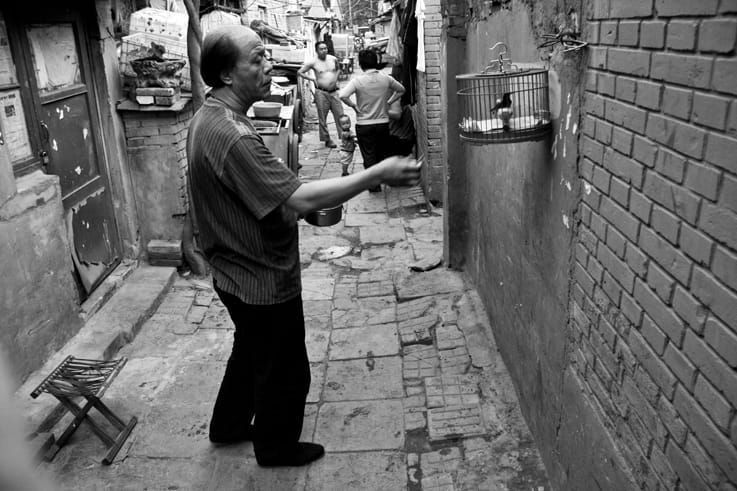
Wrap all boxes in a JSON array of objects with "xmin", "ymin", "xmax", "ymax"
[{"xmin": 375, "ymin": 156, "xmax": 422, "ymax": 187}]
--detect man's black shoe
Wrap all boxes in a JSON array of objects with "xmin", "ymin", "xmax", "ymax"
[
  {"xmin": 368, "ymin": 186, "xmax": 382, "ymax": 193},
  {"xmin": 256, "ymin": 442, "xmax": 325, "ymax": 467},
  {"xmin": 209, "ymin": 426, "xmax": 254, "ymax": 446},
  {"xmin": 325, "ymin": 140, "xmax": 337, "ymax": 148}
]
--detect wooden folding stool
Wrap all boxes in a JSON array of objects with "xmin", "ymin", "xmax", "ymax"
[{"xmin": 30, "ymin": 356, "xmax": 137, "ymax": 465}]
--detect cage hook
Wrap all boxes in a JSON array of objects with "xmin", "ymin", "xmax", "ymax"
[{"xmin": 483, "ymin": 42, "xmax": 512, "ymax": 73}]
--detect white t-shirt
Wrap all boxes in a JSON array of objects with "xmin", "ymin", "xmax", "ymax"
[{"xmin": 339, "ymin": 70, "xmax": 404, "ymax": 125}]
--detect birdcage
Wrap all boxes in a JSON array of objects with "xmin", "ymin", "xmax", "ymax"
[
  {"xmin": 119, "ymin": 32, "xmax": 191, "ymax": 91},
  {"xmin": 456, "ymin": 43, "xmax": 551, "ymax": 144}
]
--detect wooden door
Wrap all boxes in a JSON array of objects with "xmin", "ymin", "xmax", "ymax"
[{"xmin": 16, "ymin": 6, "xmax": 121, "ymax": 296}]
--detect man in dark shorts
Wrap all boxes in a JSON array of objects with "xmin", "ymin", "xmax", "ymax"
[{"xmin": 187, "ymin": 25, "xmax": 422, "ymax": 468}]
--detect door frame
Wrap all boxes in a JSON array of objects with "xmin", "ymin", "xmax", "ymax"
[{"xmin": 4, "ymin": 1, "xmax": 125, "ymax": 296}]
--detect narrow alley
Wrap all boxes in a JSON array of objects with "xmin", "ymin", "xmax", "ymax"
[{"xmin": 24, "ymin": 87, "xmax": 550, "ymax": 490}]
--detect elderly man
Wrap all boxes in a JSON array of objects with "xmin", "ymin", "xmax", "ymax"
[
  {"xmin": 187, "ymin": 25, "xmax": 421, "ymax": 468},
  {"xmin": 298, "ymin": 41, "xmax": 344, "ymax": 148}
]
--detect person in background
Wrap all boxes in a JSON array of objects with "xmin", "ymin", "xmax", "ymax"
[
  {"xmin": 388, "ymin": 100, "xmax": 416, "ymax": 157},
  {"xmin": 298, "ymin": 41, "xmax": 344, "ymax": 148},
  {"xmin": 188, "ymin": 24, "xmax": 422, "ymax": 468},
  {"xmin": 338, "ymin": 114, "xmax": 356, "ymax": 177},
  {"xmin": 339, "ymin": 48, "xmax": 405, "ymax": 192}
]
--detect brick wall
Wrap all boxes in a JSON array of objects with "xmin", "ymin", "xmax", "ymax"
[
  {"xmin": 572, "ymin": 1, "xmax": 737, "ymax": 488},
  {"xmin": 419, "ymin": 0, "xmax": 446, "ymax": 203}
]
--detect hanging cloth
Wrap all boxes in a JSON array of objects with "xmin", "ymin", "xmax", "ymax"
[
  {"xmin": 386, "ymin": 9, "xmax": 403, "ymax": 62},
  {"xmin": 415, "ymin": 0, "xmax": 426, "ymax": 72}
]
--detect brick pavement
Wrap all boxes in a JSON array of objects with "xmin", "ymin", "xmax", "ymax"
[{"xmin": 38, "ymin": 96, "xmax": 549, "ymax": 491}]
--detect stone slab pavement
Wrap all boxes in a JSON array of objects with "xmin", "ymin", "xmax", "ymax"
[{"xmin": 31, "ymin": 95, "xmax": 550, "ymax": 490}]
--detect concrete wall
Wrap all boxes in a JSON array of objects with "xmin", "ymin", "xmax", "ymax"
[{"xmin": 0, "ymin": 172, "xmax": 82, "ymax": 383}]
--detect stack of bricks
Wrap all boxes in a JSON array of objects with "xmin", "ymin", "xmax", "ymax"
[
  {"xmin": 571, "ymin": 0, "xmax": 737, "ymax": 489},
  {"xmin": 134, "ymin": 87, "xmax": 181, "ymax": 107}
]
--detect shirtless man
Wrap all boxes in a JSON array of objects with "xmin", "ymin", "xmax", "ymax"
[{"xmin": 298, "ymin": 41, "xmax": 344, "ymax": 148}]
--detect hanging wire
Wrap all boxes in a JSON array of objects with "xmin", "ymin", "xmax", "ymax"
[{"xmin": 538, "ymin": 28, "xmax": 588, "ymax": 53}]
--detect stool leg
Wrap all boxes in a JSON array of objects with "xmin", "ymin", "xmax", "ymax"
[{"xmin": 102, "ymin": 416, "xmax": 137, "ymax": 466}]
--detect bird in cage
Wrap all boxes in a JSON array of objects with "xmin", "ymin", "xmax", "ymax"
[{"xmin": 490, "ymin": 92, "xmax": 513, "ymax": 131}]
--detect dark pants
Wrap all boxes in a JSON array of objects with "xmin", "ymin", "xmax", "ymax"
[
  {"xmin": 356, "ymin": 122, "xmax": 391, "ymax": 169},
  {"xmin": 210, "ymin": 286, "xmax": 310, "ymax": 455}
]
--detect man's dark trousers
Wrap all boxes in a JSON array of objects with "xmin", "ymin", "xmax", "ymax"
[{"xmin": 210, "ymin": 286, "xmax": 311, "ymax": 455}]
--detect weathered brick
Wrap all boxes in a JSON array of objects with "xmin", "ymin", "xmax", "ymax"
[
  {"xmin": 588, "ymin": 46, "xmax": 608, "ymax": 70},
  {"xmin": 720, "ymin": 0, "xmax": 737, "ymax": 13},
  {"xmin": 679, "ymin": 223, "xmax": 713, "ymax": 266},
  {"xmin": 575, "ymin": 262, "xmax": 596, "ymax": 296},
  {"xmin": 595, "ymin": 119, "xmax": 613, "ymax": 146},
  {"xmin": 620, "ymin": 290, "xmax": 643, "ymax": 325},
  {"xmin": 638, "ymin": 227, "xmax": 692, "ymax": 284},
  {"xmin": 672, "ymin": 287, "xmax": 709, "ymax": 336},
  {"xmin": 602, "ymin": 270, "xmax": 624, "ymax": 306},
  {"xmin": 632, "ymin": 135, "xmax": 658, "ymax": 167},
  {"xmin": 628, "ymin": 328, "xmax": 678, "ymax": 398},
  {"xmin": 586, "ymin": 93, "xmax": 607, "ymax": 118},
  {"xmin": 591, "ymin": 211, "xmax": 608, "ymax": 240},
  {"xmin": 601, "ymin": 196, "xmax": 641, "ymax": 243},
  {"xmin": 580, "ymin": 157, "xmax": 595, "ymax": 182},
  {"xmin": 587, "ymin": 21, "xmax": 601, "ymax": 44},
  {"xmin": 692, "ymin": 92, "xmax": 730, "ymax": 130},
  {"xmin": 646, "ymin": 113, "xmax": 706, "ymax": 159},
  {"xmin": 618, "ymin": 21, "xmax": 640, "ymax": 46},
  {"xmin": 582, "ymin": 136, "xmax": 605, "ymax": 164},
  {"xmin": 699, "ymin": 19, "xmax": 737, "ymax": 53},
  {"xmin": 684, "ymin": 161, "xmax": 721, "ymax": 201},
  {"xmin": 603, "ymin": 148, "xmax": 645, "ymax": 188},
  {"xmin": 649, "ymin": 443, "xmax": 679, "ymax": 489},
  {"xmin": 598, "ymin": 240, "xmax": 636, "ymax": 292},
  {"xmin": 625, "ymin": 242, "xmax": 649, "ymax": 278},
  {"xmin": 643, "ymin": 171, "xmax": 700, "ymax": 225},
  {"xmin": 673, "ymin": 384, "xmax": 737, "ymax": 482},
  {"xmin": 598, "ymin": 72, "xmax": 616, "ymax": 96},
  {"xmin": 629, "ymin": 189, "xmax": 652, "ymax": 223},
  {"xmin": 712, "ymin": 246, "xmax": 737, "ymax": 293},
  {"xmin": 720, "ymin": 174, "xmax": 737, "ymax": 214},
  {"xmin": 655, "ymin": 0, "xmax": 718, "ymax": 16},
  {"xmin": 694, "ymin": 374, "xmax": 732, "ymax": 431},
  {"xmin": 640, "ymin": 314, "xmax": 667, "ymax": 354},
  {"xmin": 610, "ymin": 177, "xmax": 630, "ymax": 207},
  {"xmin": 635, "ymin": 80, "xmax": 662, "ymax": 110},
  {"xmin": 700, "ymin": 202, "xmax": 737, "ymax": 249},
  {"xmin": 712, "ymin": 57, "xmax": 737, "ymax": 96},
  {"xmin": 662, "ymin": 86, "xmax": 692, "ymax": 120},
  {"xmin": 588, "ymin": 256, "xmax": 605, "ymax": 283},
  {"xmin": 600, "ymin": 20, "xmax": 618, "ymax": 44},
  {"xmin": 640, "ymin": 21, "xmax": 666, "ymax": 48},
  {"xmin": 704, "ymin": 133, "xmax": 737, "ymax": 174},
  {"xmin": 683, "ymin": 433, "xmax": 728, "ymax": 488},
  {"xmin": 684, "ymin": 329, "xmax": 737, "ymax": 407},
  {"xmin": 665, "ymin": 437, "xmax": 711, "ymax": 491},
  {"xmin": 666, "ymin": 20, "xmax": 698, "ymax": 50},
  {"xmin": 657, "ymin": 396, "xmax": 688, "ymax": 445},
  {"xmin": 650, "ymin": 205, "xmax": 680, "ymax": 244},
  {"xmin": 585, "ymin": 70, "xmax": 598, "ymax": 92},
  {"xmin": 692, "ymin": 266, "xmax": 737, "ymax": 338},
  {"xmin": 615, "ymin": 76, "xmax": 637, "ymax": 103},
  {"xmin": 647, "ymin": 261, "xmax": 676, "ymax": 302},
  {"xmin": 664, "ymin": 343, "xmax": 696, "ymax": 389},
  {"xmin": 634, "ymin": 278, "xmax": 684, "ymax": 344},
  {"xmin": 703, "ymin": 315, "xmax": 737, "ymax": 368},
  {"xmin": 607, "ymin": 48, "xmax": 650, "ymax": 77},
  {"xmin": 611, "ymin": 127, "xmax": 633, "ymax": 156},
  {"xmin": 654, "ymin": 147, "xmax": 686, "ymax": 183},
  {"xmin": 611, "ymin": 0, "xmax": 653, "ymax": 17},
  {"xmin": 651, "ymin": 53, "xmax": 712, "ymax": 89}
]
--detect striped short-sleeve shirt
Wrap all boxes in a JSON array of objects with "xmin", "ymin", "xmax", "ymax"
[{"xmin": 187, "ymin": 98, "xmax": 302, "ymax": 305}]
